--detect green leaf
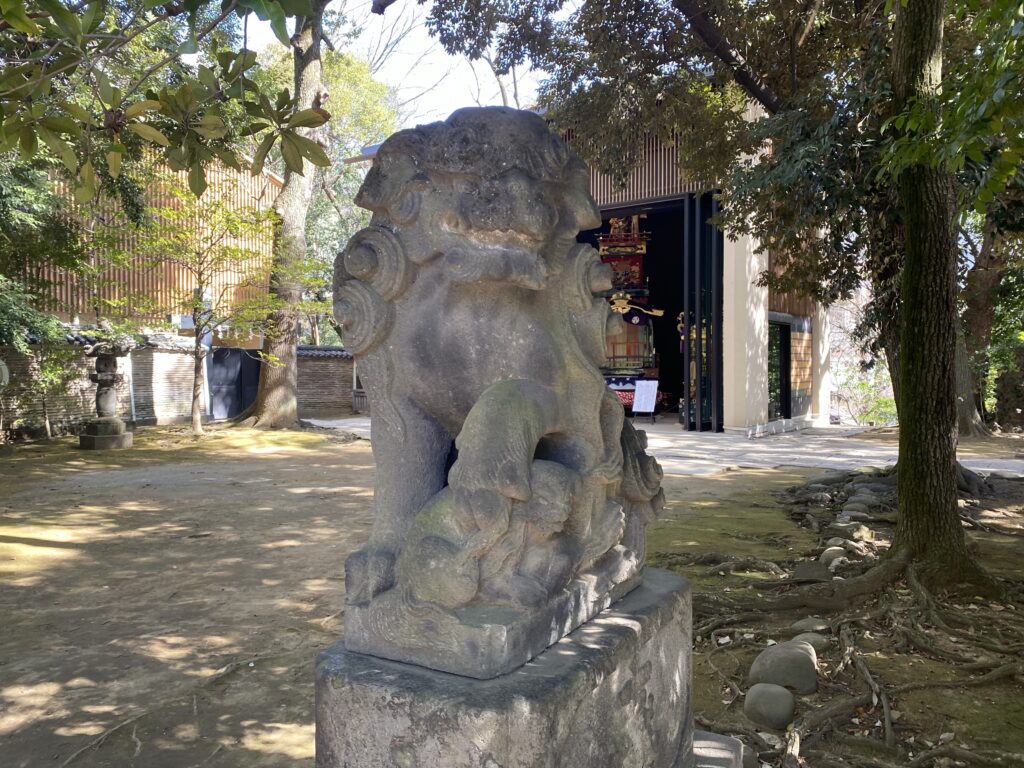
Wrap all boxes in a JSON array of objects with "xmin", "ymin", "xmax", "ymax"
[
  {"xmin": 268, "ymin": 4, "xmax": 290, "ymax": 45},
  {"xmin": 197, "ymin": 66, "xmax": 218, "ymax": 91},
  {"xmin": 18, "ymin": 125, "xmax": 37, "ymax": 160},
  {"xmin": 106, "ymin": 149, "xmax": 122, "ymax": 178},
  {"xmin": 0, "ymin": 0, "xmax": 42, "ymax": 34},
  {"xmin": 37, "ymin": 126, "xmax": 78, "ymax": 171},
  {"xmin": 288, "ymin": 132, "xmax": 330, "ymax": 167},
  {"xmin": 82, "ymin": 0, "xmax": 104, "ymax": 32},
  {"xmin": 280, "ymin": 132, "xmax": 304, "ymax": 174},
  {"xmin": 61, "ymin": 101, "xmax": 95, "ymax": 125},
  {"xmin": 124, "ymin": 99, "xmax": 162, "ymax": 119},
  {"xmin": 192, "ymin": 113, "xmax": 227, "ymax": 139},
  {"xmin": 36, "ymin": 0, "xmax": 82, "ymax": 42},
  {"xmin": 96, "ymin": 70, "xmax": 113, "ymax": 106},
  {"xmin": 128, "ymin": 122, "xmax": 171, "ymax": 146},
  {"xmin": 250, "ymin": 132, "xmax": 276, "ymax": 175},
  {"xmin": 274, "ymin": 0, "xmax": 313, "ymax": 15},
  {"xmin": 286, "ymin": 108, "xmax": 329, "ymax": 129},
  {"xmin": 188, "ymin": 163, "xmax": 207, "ymax": 196}
]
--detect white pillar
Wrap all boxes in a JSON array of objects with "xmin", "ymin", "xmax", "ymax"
[
  {"xmin": 722, "ymin": 231, "xmax": 768, "ymax": 435},
  {"xmin": 812, "ymin": 304, "xmax": 832, "ymax": 425}
]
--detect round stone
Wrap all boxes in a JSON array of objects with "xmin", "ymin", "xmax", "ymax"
[
  {"xmin": 819, "ymin": 546, "xmax": 846, "ymax": 566},
  {"xmin": 790, "ymin": 617, "xmax": 830, "ymax": 634},
  {"xmin": 793, "ymin": 632, "xmax": 831, "ymax": 655},
  {"xmin": 743, "ymin": 683, "xmax": 797, "ymax": 730},
  {"xmin": 748, "ymin": 640, "xmax": 819, "ymax": 694}
]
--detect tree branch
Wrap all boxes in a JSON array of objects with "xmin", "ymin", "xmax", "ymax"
[{"xmin": 673, "ymin": 0, "xmax": 784, "ymax": 115}]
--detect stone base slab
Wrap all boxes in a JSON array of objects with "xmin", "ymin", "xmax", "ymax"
[
  {"xmin": 692, "ymin": 731, "xmax": 744, "ymax": 768},
  {"xmin": 343, "ymin": 545, "xmax": 642, "ymax": 679},
  {"xmin": 317, "ymin": 568, "xmax": 694, "ymax": 767},
  {"xmin": 79, "ymin": 432, "xmax": 133, "ymax": 450}
]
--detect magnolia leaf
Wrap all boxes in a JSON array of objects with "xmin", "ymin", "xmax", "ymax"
[
  {"xmin": 280, "ymin": 132, "xmax": 304, "ymax": 174},
  {"xmin": 128, "ymin": 122, "xmax": 171, "ymax": 146},
  {"xmin": 286, "ymin": 108, "xmax": 329, "ymax": 129},
  {"xmin": 106, "ymin": 149, "xmax": 122, "ymax": 178},
  {"xmin": 36, "ymin": 0, "xmax": 82, "ymax": 41},
  {"xmin": 250, "ymin": 132, "xmax": 276, "ymax": 175},
  {"xmin": 96, "ymin": 70, "xmax": 113, "ymax": 107},
  {"xmin": 0, "ymin": 0, "xmax": 41, "ymax": 34},
  {"xmin": 288, "ymin": 132, "xmax": 330, "ymax": 167},
  {"xmin": 62, "ymin": 102, "xmax": 95, "ymax": 125},
  {"xmin": 18, "ymin": 125, "xmax": 37, "ymax": 160},
  {"xmin": 123, "ymin": 100, "xmax": 162, "ymax": 120},
  {"xmin": 188, "ymin": 163, "xmax": 207, "ymax": 197},
  {"xmin": 82, "ymin": 0, "xmax": 104, "ymax": 32},
  {"xmin": 276, "ymin": 0, "xmax": 313, "ymax": 13},
  {"xmin": 37, "ymin": 126, "xmax": 78, "ymax": 171}
]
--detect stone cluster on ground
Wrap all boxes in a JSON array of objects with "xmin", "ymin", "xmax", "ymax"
[{"xmin": 741, "ymin": 616, "xmax": 833, "ymax": 731}]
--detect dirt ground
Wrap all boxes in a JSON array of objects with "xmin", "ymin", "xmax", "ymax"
[{"xmin": 1, "ymin": 427, "xmax": 1022, "ymax": 767}]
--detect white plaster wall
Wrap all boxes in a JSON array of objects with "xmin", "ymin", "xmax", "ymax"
[{"xmin": 722, "ymin": 231, "xmax": 769, "ymax": 431}]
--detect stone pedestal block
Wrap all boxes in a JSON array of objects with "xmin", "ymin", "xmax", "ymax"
[
  {"xmin": 79, "ymin": 418, "xmax": 132, "ymax": 450},
  {"xmin": 317, "ymin": 569, "xmax": 739, "ymax": 768},
  {"xmin": 79, "ymin": 432, "xmax": 133, "ymax": 450}
]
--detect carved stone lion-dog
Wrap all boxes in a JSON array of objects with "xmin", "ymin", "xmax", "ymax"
[{"xmin": 333, "ymin": 107, "xmax": 663, "ymax": 678}]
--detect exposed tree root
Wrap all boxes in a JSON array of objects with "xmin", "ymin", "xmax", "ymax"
[{"xmin": 908, "ymin": 745, "xmax": 1024, "ymax": 767}]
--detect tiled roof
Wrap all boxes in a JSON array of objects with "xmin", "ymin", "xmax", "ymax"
[{"xmin": 297, "ymin": 345, "xmax": 353, "ymax": 359}]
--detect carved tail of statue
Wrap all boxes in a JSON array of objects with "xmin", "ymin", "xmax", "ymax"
[{"xmin": 332, "ymin": 107, "xmax": 666, "ymax": 679}]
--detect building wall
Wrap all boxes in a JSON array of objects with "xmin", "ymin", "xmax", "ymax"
[
  {"xmin": 0, "ymin": 345, "xmax": 130, "ymax": 438},
  {"xmin": 586, "ymin": 134, "xmax": 706, "ymax": 210},
  {"xmin": 37, "ymin": 162, "xmax": 282, "ymax": 323},
  {"xmin": 722, "ymin": 232, "xmax": 769, "ymax": 432},
  {"xmin": 131, "ymin": 347, "xmax": 205, "ymax": 424},
  {"xmin": 297, "ymin": 356, "xmax": 355, "ymax": 417}
]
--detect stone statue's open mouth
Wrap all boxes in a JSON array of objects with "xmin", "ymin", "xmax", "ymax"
[{"xmin": 443, "ymin": 236, "xmax": 550, "ymax": 290}]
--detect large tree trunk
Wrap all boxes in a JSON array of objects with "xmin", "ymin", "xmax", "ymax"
[
  {"xmin": 890, "ymin": 0, "xmax": 992, "ymax": 593},
  {"xmin": 243, "ymin": 6, "xmax": 329, "ymax": 428}
]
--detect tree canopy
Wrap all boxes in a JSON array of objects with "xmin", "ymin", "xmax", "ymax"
[{"xmin": 0, "ymin": 0, "xmax": 331, "ymax": 201}]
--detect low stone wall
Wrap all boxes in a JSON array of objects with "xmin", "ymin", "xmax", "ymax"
[
  {"xmin": 0, "ymin": 345, "xmax": 131, "ymax": 439},
  {"xmin": 1, "ymin": 341, "xmax": 356, "ymax": 438}
]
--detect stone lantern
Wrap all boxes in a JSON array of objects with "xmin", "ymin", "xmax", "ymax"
[{"xmin": 79, "ymin": 332, "xmax": 135, "ymax": 450}]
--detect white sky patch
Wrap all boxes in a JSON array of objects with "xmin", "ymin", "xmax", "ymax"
[{"xmin": 242, "ymin": 2, "xmax": 542, "ymax": 130}]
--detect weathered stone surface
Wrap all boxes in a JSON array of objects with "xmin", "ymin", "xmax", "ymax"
[
  {"xmin": 83, "ymin": 416, "xmax": 126, "ymax": 436},
  {"xmin": 743, "ymin": 683, "xmax": 796, "ymax": 730},
  {"xmin": 317, "ymin": 569, "xmax": 694, "ymax": 768},
  {"xmin": 79, "ymin": 432, "xmax": 133, "ymax": 450},
  {"xmin": 826, "ymin": 522, "xmax": 875, "ymax": 541},
  {"xmin": 790, "ymin": 561, "xmax": 831, "ymax": 583},
  {"xmin": 748, "ymin": 641, "xmax": 818, "ymax": 694},
  {"xmin": 792, "ymin": 632, "xmax": 831, "ymax": 655},
  {"xmin": 333, "ymin": 107, "xmax": 664, "ymax": 677},
  {"xmin": 790, "ymin": 617, "xmax": 830, "ymax": 634},
  {"xmin": 693, "ymin": 731, "xmax": 744, "ymax": 768},
  {"xmin": 819, "ymin": 547, "xmax": 846, "ymax": 567}
]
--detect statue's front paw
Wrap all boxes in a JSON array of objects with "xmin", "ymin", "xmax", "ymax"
[
  {"xmin": 344, "ymin": 547, "xmax": 396, "ymax": 605},
  {"xmin": 451, "ymin": 487, "xmax": 511, "ymax": 541},
  {"xmin": 449, "ymin": 455, "xmax": 532, "ymax": 502}
]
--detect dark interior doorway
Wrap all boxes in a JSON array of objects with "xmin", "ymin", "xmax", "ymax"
[
  {"xmin": 579, "ymin": 193, "xmax": 723, "ymax": 430},
  {"xmin": 768, "ymin": 322, "xmax": 792, "ymax": 422}
]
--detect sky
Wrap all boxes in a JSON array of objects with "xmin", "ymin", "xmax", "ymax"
[{"xmin": 244, "ymin": 2, "xmax": 542, "ymax": 130}]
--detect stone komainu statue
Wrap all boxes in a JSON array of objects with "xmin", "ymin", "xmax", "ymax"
[{"xmin": 334, "ymin": 107, "xmax": 664, "ymax": 678}]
